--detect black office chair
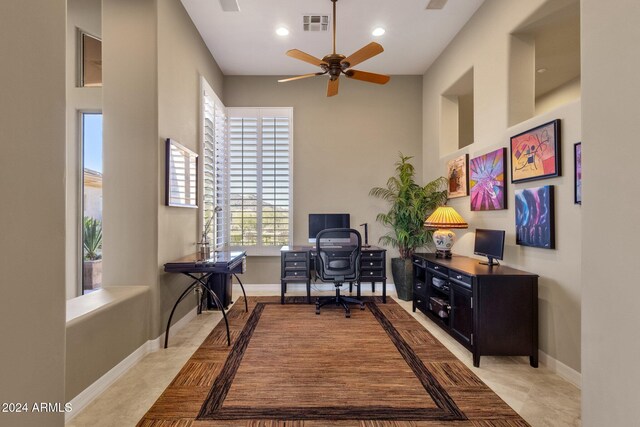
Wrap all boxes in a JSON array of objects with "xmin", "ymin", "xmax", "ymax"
[{"xmin": 315, "ymin": 228, "xmax": 365, "ymax": 318}]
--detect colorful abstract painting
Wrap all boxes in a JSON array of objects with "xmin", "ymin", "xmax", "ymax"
[
  {"xmin": 469, "ymin": 148, "xmax": 507, "ymax": 211},
  {"xmin": 574, "ymin": 142, "xmax": 582, "ymax": 204},
  {"xmin": 510, "ymin": 119, "xmax": 561, "ymax": 183},
  {"xmin": 447, "ymin": 154, "xmax": 469, "ymax": 199},
  {"xmin": 515, "ymin": 185, "xmax": 555, "ymax": 249}
]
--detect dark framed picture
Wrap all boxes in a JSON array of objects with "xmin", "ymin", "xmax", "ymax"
[
  {"xmin": 515, "ymin": 185, "xmax": 555, "ymax": 249},
  {"xmin": 447, "ymin": 153, "xmax": 469, "ymax": 199},
  {"xmin": 469, "ymin": 147, "xmax": 507, "ymax": 211},
  {"xmin": 510, "ymin": 119, "xmax": 561, "ymax": 183},
  {"xmin": 166, "ymin": 138, "xmax": 198, "ymax": 208},
  {"xmin": 574, "ymin": 142, "xmax": 582, "ymax": 204}
]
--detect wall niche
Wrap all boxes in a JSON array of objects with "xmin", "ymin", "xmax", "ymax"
[
  {"xmin": 509, "ymin": 0, "xmax": 580, "ymax": 126},
  {"xmin": 440, "ymin": 67, "xmax": 474, "ymax": 155}
]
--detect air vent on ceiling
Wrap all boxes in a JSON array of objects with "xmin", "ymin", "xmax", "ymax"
[
  {"xmin": 303, "ymin": 15, "xmax": 330, "ymax": 32},
  {"xmin": 426, "ymin": 0, "xmax": 448, "ymax": 10},
  {"xmin": 219, "ymin": 0, "xmax": 240, "ymax": 12}
]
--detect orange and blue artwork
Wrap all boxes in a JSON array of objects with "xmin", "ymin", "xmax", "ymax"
[
  {"xmin": 510, "ymin": 120, "xmax": 561, "ymax": 183},
  {"xmin": 515, "ymin": 185, "xmax": 555, "ymax": 249},
  {"xmin": 470, "ymin": 148, "xmax": 506, "ymax": 211}
]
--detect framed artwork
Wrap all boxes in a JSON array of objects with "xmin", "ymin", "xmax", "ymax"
[
  {"xmin": 166, "ymin": 138, "xmax": 198, "ymax": 208},
  {"xmin": 510, "ymin": 119, "xmax": 561, "ymax": 183},
  {"xmin": 447, "ymin": 154, "xmax": 469, "ymax": 198},
  {"xmin": 515, "ymin": 185, "xmax": 555, "ymax": 249},
  {"xmin": 574, "ymin": 142, "xmax": 582, "ymax": 204},
  {"xmin": 469, "ymin": 147, "xmax": 507, "ymax": 211}
]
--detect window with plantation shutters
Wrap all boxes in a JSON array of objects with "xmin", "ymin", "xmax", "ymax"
[
  {"xmin": 227, "ymin": 108, "xmax": 293, "ymax": 254},
  {"xmin": 201, "ymin": 79, "xmax": 228, "ymax": 249}
]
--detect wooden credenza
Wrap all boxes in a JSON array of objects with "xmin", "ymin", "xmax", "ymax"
[{"xmin": 412, "ymin": 253, "xmax": 538, "ymax": 367}]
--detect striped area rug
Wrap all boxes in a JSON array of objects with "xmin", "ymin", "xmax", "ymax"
[{"xmin": 138, "ymin": 296, "xmax": 529, "ymax": 426}]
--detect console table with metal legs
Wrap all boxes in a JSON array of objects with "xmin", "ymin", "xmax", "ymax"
[{"xmin": 163, "ymin": 251, "xmax": 247, "ymax": 348}]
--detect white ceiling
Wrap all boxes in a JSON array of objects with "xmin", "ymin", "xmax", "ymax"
[{"xmin": 181, "ymin": 0, "xmax": 485, "ymax": 76}]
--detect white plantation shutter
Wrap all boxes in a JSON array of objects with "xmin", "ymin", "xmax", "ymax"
[
  {"xmin": 228, "ymin": 108, "xmax": 293, "ymax": 253},
  {"xmin": 201, "ymin": 79, "xmax": 228, "ymax": 248},
  {"xmin": 261, "ymin": 115, "xmax": 291, "ymax": 246},
  {"xmin": 214, "ymin": 102, "xmax": 228, "ymax": 248},
  {"xmin": 229, "ymin": 117, "xmax": 259, "ymax": 245}
]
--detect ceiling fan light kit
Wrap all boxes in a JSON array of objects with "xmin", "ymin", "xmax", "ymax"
[{"xmin": 278, "ymin": 0, "xmax": 390, "ymax": 97}]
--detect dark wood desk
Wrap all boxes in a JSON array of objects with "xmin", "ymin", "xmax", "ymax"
[
  {"xmin": 163, "ymin": 251, "xmax": 246, "ymax": 348},
  {"xmin": 280, "ymin": 245, "xmax": 387, "ymax": 304},
  {"xmin": 412, "ymin": 253, "xmax": 538, "ymax": 367}
]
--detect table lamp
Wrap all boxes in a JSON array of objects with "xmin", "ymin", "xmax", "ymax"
[{"xmin": 424, "ymin": 206, "xmax": 468, "ymax": 258}]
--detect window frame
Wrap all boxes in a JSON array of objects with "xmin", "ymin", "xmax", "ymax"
[{"xmin": 227, "ymin": 107, "xmax": 294, "ymax": 256}]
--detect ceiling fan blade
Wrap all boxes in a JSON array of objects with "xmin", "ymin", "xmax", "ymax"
[
  {"xmin": 342, "ymin": 42, "xmax": 384, "ymax": 68},
  {"xmin": 285, "ymin": 49, "xmax": 328, "ymax": 67},
  {"xmin": 327, "ymin": 78, "xmax": 339, "ymax": 97},
  {"xmin": 345, "ymin": 70, "xmax": 390, "ymax": 85},
  {"xmin": 278, "ymin": 73, "xmax": 324, "ymax": 83}
]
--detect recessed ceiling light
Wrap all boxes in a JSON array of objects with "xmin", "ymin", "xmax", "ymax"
[
  {"xmin": 537, "ymin": 67, "xmax": 547, "ymax": 74},
  {"xmin": 276, "ymin": 27, "xmax": 289, "ymax": 36},
  {"xmin": 372, "ymin": 27, "xmax": 386, "ymax": 37}
]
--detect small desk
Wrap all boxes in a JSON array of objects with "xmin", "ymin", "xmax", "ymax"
[
  {"xmin": 163, "ymin": 251, "xmax": 247, "ymax": 348},
  {"xmin": 280, "ymin": 245, "xmax": 387, "ymax": 304}
]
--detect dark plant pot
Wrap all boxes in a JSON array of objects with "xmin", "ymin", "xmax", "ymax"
[{"xmin": 391, "ymin": 258, "xmax": 414, "ymax": 301}]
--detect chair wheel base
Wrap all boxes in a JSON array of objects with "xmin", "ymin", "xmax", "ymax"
[{"xmin": 315, "ymin": 309, "xmax": 320, "ymax": 315}]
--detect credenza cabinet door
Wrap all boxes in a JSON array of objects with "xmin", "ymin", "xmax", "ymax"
[{"xmin": 450, "ymin": 284, "xmax": 473, "ymax": 346}]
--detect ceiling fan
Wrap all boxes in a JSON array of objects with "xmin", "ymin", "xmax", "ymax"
[{"xmin": 278, "ymin": 0, "xmax": 390, "ymax": 97}]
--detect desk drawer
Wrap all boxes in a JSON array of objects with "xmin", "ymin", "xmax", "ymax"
[
  {"xmin": 361, "ymin": 259, "xmax": 384, "ymax": 269},
  {"xmin": 363, "ymin": 251, "xmax": 385, "ymax": 260},
  {"xmin": 361, "ymin": 269, "xmax": 384, "ymax": 280},
  {"xmin": 427, "ymin": 262, "xmax": 448, "ymax": 276},
  {"xmin": 414, "ymin": 280, "xmax": 427, "ymax": 297},
  {"xmin": 284, "ymin": 260, "xmax": 307, "ymax": 270},
  {"xmin": 414, "ymin": 295, "xmax": 427, "ymax": 312},
  {"xmin": 284, "ymin": 252, "xmax": 307, "ymax": 261},
  {"xmin": 449, "ymin": 270, "xmax": 472, "ymax": 288},
  {"xmin": 283, "ymin": 270, "xmax": 308, "ymax": 280}
]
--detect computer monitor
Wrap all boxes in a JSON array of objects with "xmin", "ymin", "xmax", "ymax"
[
  {"xmin": 474, "ymin": 229, "xmax": 505, "ymax": 266},
  {"xmin": 308, "ymin": 213, "xmax": 350, "ymax": 244}
]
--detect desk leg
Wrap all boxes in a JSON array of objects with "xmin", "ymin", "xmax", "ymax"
[
  {"xmin": 306, "ymin": 280, "xmax": 311, "ymax": 304},
  {"xmin": 382, "ymin": 280, "xmax": 387, "ymax": 303},
  {"xmin": 233, "ymin": 273, "xmax": 248, "ymax": 312},
  {"xmin": 202, "ymin": 287, "xmax": 231, "ymax": 346},
  {"xmin": 165, "ymin": 282, "xmax": 198, "ymax": 349},
  {"xmin": 281, "ymin": 280, "xmax": 285, "ymax": 304}
]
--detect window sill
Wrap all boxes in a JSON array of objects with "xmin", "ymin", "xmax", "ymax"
[
  {"xmin": 229, "ymin": 246, "xmax": 284, "ymax": 257},
  {"xmin": 66, "ymin": 286, "xmax": 149, "ymax": 326}
]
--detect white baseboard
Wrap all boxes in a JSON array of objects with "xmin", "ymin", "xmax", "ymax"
[
  {"xmin": 66, "ymin": 307, "xmax": 197, "ymax": 422},
  {"xmin": 538, "ymin": 350, "xmax": 581, "ymax": 389}
]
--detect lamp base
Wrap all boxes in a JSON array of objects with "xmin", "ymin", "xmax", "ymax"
[{"xmin": 435, "ymin": 249, "xmax": 452, "ymax": 258}]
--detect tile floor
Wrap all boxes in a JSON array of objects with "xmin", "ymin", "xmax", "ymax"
[{"xmin": 66, "ymin": 284, "xmax": 581, "ymax": 427}]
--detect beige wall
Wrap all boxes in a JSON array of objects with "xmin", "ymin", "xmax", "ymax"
[
  {"xmin": 0, "ymin": 0, "xmax": 67, "ymax": 425},
  {"xmin": 156, "ymin": 0, "xmax": 225, "ymax": 336},
  {"xmin": 64, "ymin": 0, "xmax": 227, "ymax": 399},
  {"xmin": 581, "ymin": 0, "xmax": 640, "ymax": 424},
  {"xmin": 422, "ymin": 0, "xmax": 582, "ymax": 373},
  {"xmin": 66, "ymin": 0, "xmax": 103, "ymax": 299},
  {"xmin": 223, "ymin": 75, "xmax": 424, "ymax": 284}
]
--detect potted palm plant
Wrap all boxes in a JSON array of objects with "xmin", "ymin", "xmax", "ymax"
[
  {"xmin": 83, "ymin": 216, "xmax": 103, "ymax": 291},
  {"xmin": 370, "ymin": 153, "xmax": 448, "ymax": 300}
]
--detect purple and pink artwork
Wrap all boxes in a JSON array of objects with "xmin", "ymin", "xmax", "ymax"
[{"xmin": 469, "ymin": 148, "xmax": 507, "ymax": 211}]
